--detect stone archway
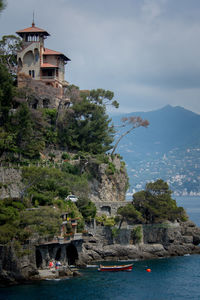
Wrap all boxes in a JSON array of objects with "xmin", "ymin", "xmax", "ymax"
[
  {"xmin": 101, "ymin": 205, "xmax": 111, "ymax": 216},
  {"xmin": 36, "ymin": 249, "xmax": 43, "ymax": 269},
  {"xmin": 66, "ymin": 244, "xmax": 78, "ymax": 265}
]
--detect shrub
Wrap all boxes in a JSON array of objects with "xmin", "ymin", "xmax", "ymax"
[
  {"xmin": 105, "ymin": 161, "xmax": 116, "ymax": 176},
  {"xmin": 61, "ymin": 152, "xmax": 70, "ymax": 160},
  {"xmin": 131, "ymin": 226, "xmax": 142, "ymax": 244}
]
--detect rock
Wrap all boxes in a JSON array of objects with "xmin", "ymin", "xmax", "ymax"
[
  {"xmin": 0, "ymin": 244, "xmax": 38, "ymax": 285},
  {"xmin": 88, "ymin": 156, "xmax": 128, "ymax": 202},
  {"xmin": 73, "ymin": 270, "xmax": 82, "ymax": 277}
]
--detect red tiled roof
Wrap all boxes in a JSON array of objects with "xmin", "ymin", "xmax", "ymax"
[
  {"xmin": 16, "ymin": 24, "xmax": 50, "ymax": 36},
  {"xmin": 43, "ymin": 48, "xmax": 63, "ymax": 55},
  {"xmin": 41, "ymin": 63, "xmax": 58, "ymax": 68},
  {"xmin": 43, "ymin": 48, "xmax": 71, "ymax": 61}
]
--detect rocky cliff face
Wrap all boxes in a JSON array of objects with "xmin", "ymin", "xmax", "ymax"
[
  {"xmin": 88, "ymin": 156, "xmax": 128, "ymax": 202},
  {"xmin": 0, "ymin": 243, "xmax": 38, "ymax": 285},
  {"xmin": 0, "ymin": 155, "xmax": 128, "ymax": 203},
  {"xmin": 78, "ymin": 221, "xmax": 200, "ymax": 264},
  {"xmin": 0, "ymin": 167, "xmax": 23, "ymax": 199}
]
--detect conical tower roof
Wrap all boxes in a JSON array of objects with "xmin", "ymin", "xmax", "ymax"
[{"xmin": 16, "ymin": 22, "xmax": 50, "ymax": 37}]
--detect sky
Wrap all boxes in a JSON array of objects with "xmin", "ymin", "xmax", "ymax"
[{"xmin": 1, "ymin": 0, "xmax": 200, "ymax": 114}]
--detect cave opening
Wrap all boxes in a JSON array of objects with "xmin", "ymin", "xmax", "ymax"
[
  {"xmin": 36, "ymin": 249, "xmax": 43, "ymax": 269},
  {"xmin": 55, "ymin": 247, "xmax": 61, "ymax": 261},
  {"xmin": 66, "ymin": 244, "xmax": 78, "ymax": 265}
]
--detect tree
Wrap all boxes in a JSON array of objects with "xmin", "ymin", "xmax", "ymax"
[
  {"xmin": 117, "ymin": 203, "xmax": 144, "ymax": 228},
  {"xmin": 57, "ymin": 88, "xmax": 118, "ymax": 154},
  {"xmin": 146, "ymin": 179, "xmax": 172, "ymax": 196},
  {"xmin": 87, "ymin": 89, "xmax": 119, "ymax": 108},
  {"xmin": 76, "ymin": 197, "xmax": 96, "ymax": 222},
  {"xmin": 132, "ymin": 179, "xmax": 187, "ymax": 223},
  {"xmin": 0, "ymin": 35, "xmax": 22, "ymax": 76},
  {"xmin": 111, "ymin": 116, "xmax": 149, "ymax": 155},
  {"xmin": 0, "ymin": 0, "xmax": 6, "ymax": 13},
  {"xmin": 0, "ymin": 62, "xmax": 14, "ymax": 125}
]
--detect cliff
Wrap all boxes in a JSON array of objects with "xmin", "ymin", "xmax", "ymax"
[
  {"xmin": 0, "ymin": 243, "xmax": 38, "ymax": 285},
  {"xmin": 79, "ymin": 220, "xmax": 200, "ymax": 264},
  {"xmin": 88, "ymin": 155, "xmax": 128, "ymax": 202},
  {"xmin": 0, "ymin": 154, "xmax": 128, "ymax": 202}
]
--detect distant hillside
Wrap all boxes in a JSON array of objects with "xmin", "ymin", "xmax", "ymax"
[{"xmin": 111, "ymin": 105, "xmax": 200, "ymax": 195}]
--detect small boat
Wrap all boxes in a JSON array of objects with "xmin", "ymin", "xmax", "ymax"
[{"xmin": 98, "ymin": 264, "xmax": 133, "ymax": 272}]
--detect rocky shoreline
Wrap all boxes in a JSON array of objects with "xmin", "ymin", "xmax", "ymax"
[
  {"xmin": 78, "ymin": 220, "xmax": 200, "ymax": 265},
  {"xmin": 1, "ymin": 220, "xmax": 200, "ymax": 285}
]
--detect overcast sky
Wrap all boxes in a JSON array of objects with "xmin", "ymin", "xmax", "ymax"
[{"xmin": 1, "ymin": 0, "xmax": 200, "ymax": 114}]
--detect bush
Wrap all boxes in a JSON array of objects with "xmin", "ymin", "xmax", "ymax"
[
  {"xmin": 131, "ymin": 226, "xmax": 142, "ymax": 244},
  {"xmin": 76, "ymin": 197, "xmax": 96, "ymax": 222},
  {"xmin": 61, "ymin": 152, "xmax": 70, "ymax": 160},
  {"xmin": 95, "ymin": 214, "xmax": 115, "ymax": 226},
  {"xmin": 105, "ymin": 162, "xmax": 116, "ymax": 176}
]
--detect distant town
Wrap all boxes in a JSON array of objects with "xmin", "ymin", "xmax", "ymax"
[{"xmin": 126, "ymin": 146, "xmax": 200, "ymax": 197}]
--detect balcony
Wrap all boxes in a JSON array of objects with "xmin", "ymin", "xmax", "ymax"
[{"xmin": 41, "ymin": 76, "xmax": 57, "ymax": 80}]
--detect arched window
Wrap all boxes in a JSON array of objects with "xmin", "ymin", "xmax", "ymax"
[{"xmin": 23, "ymin": 51, "xmax": 34, "ymax": 67}]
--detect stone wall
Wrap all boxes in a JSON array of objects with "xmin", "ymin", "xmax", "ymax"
[
  {"xmin": 17, "ymin": 74, "xmax": 70, "ymax": 109},
  {"xmin": 79, "ymin": 221, "xmax": 200, "ymax": 264},
  {"xmin": 95, "ymin": 201, "xmax": 127, "ymax": 216}
]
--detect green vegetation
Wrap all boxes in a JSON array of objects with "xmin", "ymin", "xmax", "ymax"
[
  {"xmin": 76, "ymin": 197, "xmax": 96, "ymax": 222},
  {"xmin": 0, "ymin": 75, "xmax": 118, "ymax": 159},
  {"xmin": 117, "ymin": 179, "xmax": 187, "ymax": 225},
  {"xmin": 20, "ymin": 207, "xmax": 62, "ymax": 238},
  {"xmin": 131, "ymin": 226, "xmax": 142, "ymax": 244},
  {"xmin": 96, "ymin": 214, "xmax": 116, "ymax": 227},
  {"xmin": 57, "ymin": 88, "xmax": 117, "ymax": 154},
  {"xmin": 0, "ymin": 34, "xmax": 22, "ymax": 76},
  {"xmin": 117, "ymin": 203, "xmax": 144, "ymax": 226},
  {"xmin": 111, "ymin": 227, "xmax": 120, "ymax": 238},
  {"xmin": 0, "ymin": 0, "xmax": 6, "ymax": 12},
  {"xmin": 22, "ymin": 165, "xmax": 90, "ymax": 205}
]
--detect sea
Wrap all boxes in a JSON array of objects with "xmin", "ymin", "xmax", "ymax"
[{"xmin": 0, "ymin": 196, "xmax": 200, "ymax": 300}]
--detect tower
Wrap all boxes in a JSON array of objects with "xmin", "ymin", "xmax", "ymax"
[{"xmin": 16, "ymin": 22, "xmax": 70, "ymax": 96}]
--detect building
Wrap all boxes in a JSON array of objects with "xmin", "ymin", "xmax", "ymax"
[
  {"xmin": 61, "ymin": 212, "xmax": 78, "ymax": 237},
  {"xmin": 16, "ymin": 21, "xmax": 70, "ymax": 98}
]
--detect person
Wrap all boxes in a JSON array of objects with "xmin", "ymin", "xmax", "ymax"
[
  {"xmin": 55, "ymin": 261, "xmax": 59, "ymax": 270},
  {"xmin": 49, "ymin": 261, "xmax": 54, "ymax": 268}
]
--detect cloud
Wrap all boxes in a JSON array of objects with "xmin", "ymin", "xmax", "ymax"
[
  {"xmin": 1, "ymin": 0, "xmax": 200, "ymax": 114},
  {"xmin": 141, "ymin": 0, "xmax": 166, "ymax": 20}
]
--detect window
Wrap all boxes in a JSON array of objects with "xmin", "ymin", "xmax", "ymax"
[
  {"xmin": 35, "ymin": 53, "xmax": 39, "ymax": 62},
  {"xmin": 29, "ymin": 70, "xmax": 35, "ymax": 78},
  {"xmin": 47, "ymin": 70, "xmax": 53, "ymax": 77}
]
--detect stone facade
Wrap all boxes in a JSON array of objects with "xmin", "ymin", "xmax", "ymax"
[{"xmin": 16, "ymin": 22, "xmax": 70, "ymax": 98}]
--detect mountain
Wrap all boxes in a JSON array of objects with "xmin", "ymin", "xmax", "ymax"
[{"xmin": 111, "ymin": 105, "xmax": 200, "ymax": 195}]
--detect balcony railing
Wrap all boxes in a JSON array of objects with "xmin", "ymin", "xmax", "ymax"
[{"xmin": 41, "ymin": 76, "xmax": 57, "ymax": 80}]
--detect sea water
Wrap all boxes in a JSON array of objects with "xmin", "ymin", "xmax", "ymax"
[{"xmin": 0, "ymin": 196, "xmax": 200, "ymax": 300}]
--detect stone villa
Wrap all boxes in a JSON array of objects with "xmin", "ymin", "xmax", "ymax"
[{"xmin": 16, "ymin": 21, "xmax": 70, "ymax": 101}]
